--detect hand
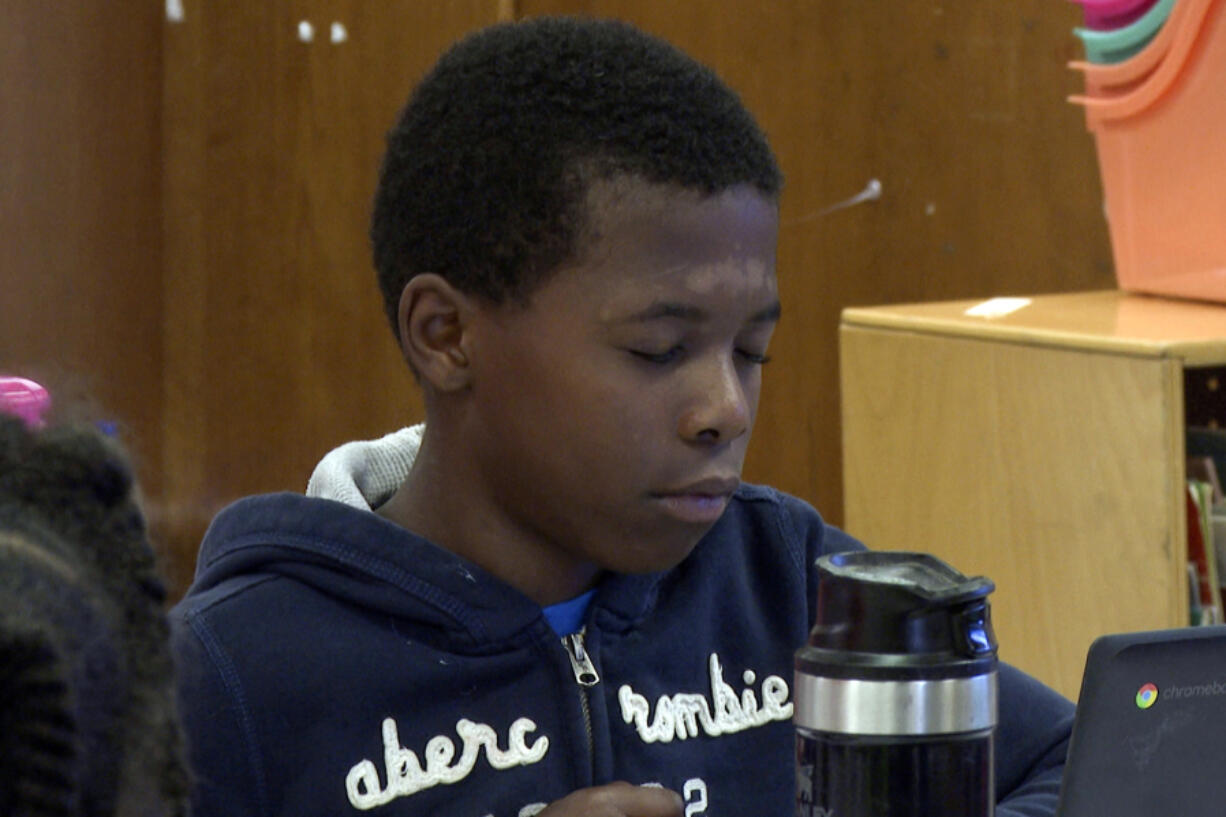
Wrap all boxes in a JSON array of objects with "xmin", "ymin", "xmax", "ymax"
[{"xmin": 537, "ymin": 782, "xmax": 684, "ymax": 817}]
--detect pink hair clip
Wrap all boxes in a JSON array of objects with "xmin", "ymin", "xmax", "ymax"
[{"xmin": 0, "ymin": 376, "xmax": 52, "ymax": 429}]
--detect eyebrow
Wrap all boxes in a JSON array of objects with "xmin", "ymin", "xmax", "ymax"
[{"xmin": 618, "ymin": 300, "xmax": 782, "ymax": 325}]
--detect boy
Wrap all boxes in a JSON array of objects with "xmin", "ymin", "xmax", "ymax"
[{"xmin": 170, "ymin": 17, "xmax": 1073, "ymax": 817}]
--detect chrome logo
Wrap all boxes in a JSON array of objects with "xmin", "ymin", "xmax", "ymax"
[{"xmin": 1136, "ymin": 683, "xmax": 1159, "ymax": 709}]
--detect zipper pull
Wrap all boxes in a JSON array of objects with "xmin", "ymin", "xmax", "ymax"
[{"xmin": 563, "ymin": 630, "xmax": 600, "ymax": 687}]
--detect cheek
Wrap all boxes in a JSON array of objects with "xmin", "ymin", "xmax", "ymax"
[
  {"xmin": 571, "ymin": 382, "xmax": 661, "ymax": 458},
  {"xmin": 484, "ymin": 347, "xmax": 625, "ymax": 449},
  {"xmin": 550, "ymin": 373, "xmax": 675, "ymax": 484},
  {"xmin": 745, "ymin": 370, "xmax": 764, "ymax": 417},
  {"xmin": 477, "ymin": 334, "xmax": 680, "ymax": 473}
]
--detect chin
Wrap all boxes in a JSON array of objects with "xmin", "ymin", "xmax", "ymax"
[{"xmin": 603, "ymin": 528, "xmax": 710, "ymax": 575}]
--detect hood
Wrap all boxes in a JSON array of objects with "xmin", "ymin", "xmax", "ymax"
[
  {"xmin": 305, "ymin": 424, "xmax": 424, "ymax": 510},
  {"xmin": 186, "ymin": 425, "xmax": 667, "ymax": 646},
  {"xmin": 189, "ymin": 491, "xmax": 553, "ymax": 647}
]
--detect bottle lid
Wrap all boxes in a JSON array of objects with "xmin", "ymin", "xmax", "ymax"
[{"xmin": 801, "ymin": 551, "xmax": 997, "ymax": 679}]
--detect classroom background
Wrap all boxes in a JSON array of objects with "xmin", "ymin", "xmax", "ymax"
[{"xmin": 1, "ymin": 2, "xmax": 1115, "ymax": 608}]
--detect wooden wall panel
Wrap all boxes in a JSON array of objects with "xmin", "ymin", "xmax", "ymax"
[
  {"xmin": 161, "ymin": 1, "xmax": 508, "ymax": 593},
  {"xmin": 0, "ymin": 4, "xmax": 164, "ymax": 508},
  {"xmin": 517, "ymin": 0, "xmax": 1115, "ymax": 531},
  {"xmin": 7, "ymin": 2, "xmax": 1116, "ymax": 598}
]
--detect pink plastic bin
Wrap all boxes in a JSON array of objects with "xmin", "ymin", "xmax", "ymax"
[
  {"xmin": 1083, "ymin": 0, "xmax": 1157, "ymax": 29},
  {"xmin": 1079, "ymin": 0, "xmax": 1160, "ymax": 30}
]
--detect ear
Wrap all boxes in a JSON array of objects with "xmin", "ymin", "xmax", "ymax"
[{"xmin": 396, "ymin": 274, "xmax": 475, "ymax": 393}]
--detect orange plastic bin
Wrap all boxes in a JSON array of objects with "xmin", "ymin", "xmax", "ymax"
[{"xmin": 1071, "ymin": 0, "xmax": 1226, "ymax": 304}]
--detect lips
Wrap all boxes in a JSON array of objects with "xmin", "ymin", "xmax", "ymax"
[{"xmin": 651, "ymin": 476, "xmax": 740, "ymax": 524}]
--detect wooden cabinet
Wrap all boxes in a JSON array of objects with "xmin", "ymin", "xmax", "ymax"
[{"xmin": 840, "ymin": 290, "xmax": 1226, "ymax": 699}]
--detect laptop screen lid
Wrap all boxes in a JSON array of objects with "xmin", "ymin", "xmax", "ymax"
[{"xmin": 1056, "ymin": 626, "xmax": 1226, "ymax": 817}]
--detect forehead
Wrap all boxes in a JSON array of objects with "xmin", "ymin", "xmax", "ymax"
[{"xmin": 562, "ymin": 179, "xmax": 780, "ymax": 312}]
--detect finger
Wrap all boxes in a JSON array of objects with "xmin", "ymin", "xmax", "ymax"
[
  {"xmin": 595, "ymin": 782, "xmax": 684, "ymax": 817},
  {"xmin": 539, "ymin": 782, "xmax": 684, "ymax": 817}
]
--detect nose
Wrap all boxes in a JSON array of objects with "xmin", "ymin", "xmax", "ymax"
[{"xmin": 677, "ymin": 355, "xmax": 753, "ymax": 445}]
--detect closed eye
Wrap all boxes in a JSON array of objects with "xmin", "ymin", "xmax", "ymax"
[
  {"xmin": 737, "ymin": 349, "xmax": 772, "ymax": 365},
  {"xmin": 628, "ymin": 346, "xmax": 684, "ymax": 365}
]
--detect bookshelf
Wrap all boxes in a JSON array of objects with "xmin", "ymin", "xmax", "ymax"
[{"xmin": 839, "ymin": 290, "xmax": 1226, "ymax": 700}]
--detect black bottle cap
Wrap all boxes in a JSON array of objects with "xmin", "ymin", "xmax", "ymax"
[{"xmin": 800, "ymin": 551, "xmax": 998, "ymax": 680}]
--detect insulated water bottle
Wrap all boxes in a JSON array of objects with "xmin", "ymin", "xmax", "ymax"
[{"xmin": 794, "ymin": 551, "xmax": 998, "ymax": 817}]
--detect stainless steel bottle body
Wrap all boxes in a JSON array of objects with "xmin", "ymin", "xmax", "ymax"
[
  {"xmin": 794, "ymin": 672, "xmax": 997, "ymax": 817},
  {"xmin": 796, "ymin": 729, "xmax": 993, "ymax": 817},
  {"xmin": 795, "ymin": 551, "xmax": 999, "ymax": 817}
]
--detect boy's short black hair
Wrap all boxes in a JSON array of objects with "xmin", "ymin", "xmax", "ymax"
[{"xmin": 371, "ymin": 16, "xmax": 783, "ymax": 334}]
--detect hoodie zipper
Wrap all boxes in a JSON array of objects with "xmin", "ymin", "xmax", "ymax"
[{"xmin": 562, "ymin": 629, "xmax": 600, "ymax": 771}]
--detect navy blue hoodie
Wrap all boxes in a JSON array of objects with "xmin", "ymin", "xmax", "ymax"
[{"xmin": 170, "ymin": 434, "xmax": 1072, "ymax": 817}]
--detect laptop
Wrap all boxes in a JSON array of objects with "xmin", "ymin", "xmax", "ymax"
[{"xmin": 1056, "ymin": 625, "xmax": 1226, "ymax": 816}]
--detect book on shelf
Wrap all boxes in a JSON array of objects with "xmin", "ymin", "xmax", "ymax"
[
  {"xmin": 1187, "ymin": 424, "xmax": 1226, "ymax": 627},
  {"xmin": 1187, "ymin": 478, "xmax": 1220, "ymax": 625}
]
